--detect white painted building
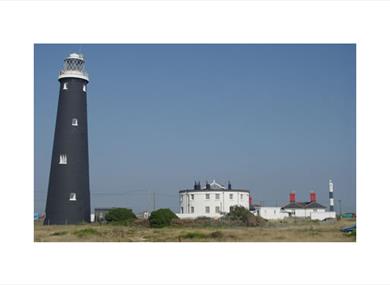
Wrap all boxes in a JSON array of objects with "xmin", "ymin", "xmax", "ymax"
[
  {"xmin": 253, "ymin": 207, "xmax": 289, "ymax": 220},
  {"xmin": 281, "ymin": 192, "xmax": 336, "ymax": 220},
  {"xmin": 177, "ymin": 180, "xmax": 250, "ymax": 219}
]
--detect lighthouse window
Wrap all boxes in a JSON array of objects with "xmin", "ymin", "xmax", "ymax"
[
  {"xmin": 59, "ymin": 154, "xmax": 67, "ymax": 165},
  {"xmin": 72, "ymin": 118, "xmax": 78, "ymax": 126},
  {"xmin": 63, "ymin": 82, "xmax": 68, "ymax": 90},
  {"xmin": 83, "ymin": 84, "xmax": 87, "ymax": 92},
  {"xmin": 69, "ymin": 193, "xmax": 77, "ymax": 201}
]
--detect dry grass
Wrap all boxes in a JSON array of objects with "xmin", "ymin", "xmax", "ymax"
[{"xmin": 34, "ymin": 218, "xmax": 356, "ymax": 242}]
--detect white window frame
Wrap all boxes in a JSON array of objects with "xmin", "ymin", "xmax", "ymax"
[
  {"xmin": 69, "ymin": 193, "xmax": 77, "ymax": 201},
  {"xmin": 215, "ymin": 193, "xmax": 220, "ymax": 200},
  {"xmin": 63, "ymin": 82, "xmax": 68, "ymax": 90},
  {"xmin": 205, "ymin": 206, "xmax": 210, "ymax": 214},
  {"xmin": 83, "ymin": 84, "xmax": 87, "ymax": 92},
  {"xmin": 205, "ymin": 193, "xmax": 210, "ymax": 199},
  {"xmin": 72, "ymin": 118, "xmax": 78, "ymax": 126},
  {"xmin": 59, "ymin": 154, "xmax": 67, "ymax": 165}
]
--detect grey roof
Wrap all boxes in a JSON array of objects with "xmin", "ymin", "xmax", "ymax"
[
  {"xmin": 304, "ymin": 202, "xmax": 326, "ymax": 209},
  {"xmin": 282, "ymin": 202, "xmax": 305, "ymax": 209},
  {"xmin": 282, "ymin": 201, "xmax": 326, "ymax": 209}
]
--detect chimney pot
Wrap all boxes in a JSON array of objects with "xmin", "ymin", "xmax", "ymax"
[
  {"xmin": 310, "ymin": 192, "xmax": 317, "ymax": 202},
  {"xmin": 289, "ymin": 192, "xmax": 296, "ymax": 203}
]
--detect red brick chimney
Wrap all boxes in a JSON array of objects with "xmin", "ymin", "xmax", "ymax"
[
  {"xmin": 289, "ymin": 192, "xmax": 296, "ymax": 203},
  {"xmin": 310, "ymin": 192, "xmax": 317, "ymax": 202}
]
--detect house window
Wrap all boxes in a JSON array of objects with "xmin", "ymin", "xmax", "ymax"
[
  {"xmin": 181, "ymin": 207, "xmax": 184, "ymax": 213},
  {"xmin": 229, "ymin": 193, "xmax": 233, "ymax": 199},
  {"xmin": 205, "ymin": 206, "xmax": 210, "ymax": 213},
  {"xmin": 69, "ymin": 193, "xmax": 77, "ymax": 201},
  {"xmin": 59, "ymin": 154, "xmax": 67, "ymax": 165},
  {"xmin": 191, "ymin": 194, "xmax": 194, "ymax": 200},
  {"xmin": 191, "ymin": 206, "xmax": 194, "ymax": 213},
  {"xmin": 215, "ymin": 206, "xmax": 220, "ymax": 213},
  {"xmin": 215, "ymin": 194, "xmax": 220, "ymax": 200},
  {"xmin": 72, "ymin": 118, "xmax": 78, "ymax": 126},
  {"xmin": 206, "ymin": 193, "xmax": 210, "ymax": 199},
  {"xmin": 240, "ymin": 194, "xmax": 243, "ymax": 199},
  {"xmin": 83, "ymin": 84, "xmax": 87, "ymax": 92},
  {"xmin": 63, "ymin": 82, "xmax": 68, "ymax": 90}
]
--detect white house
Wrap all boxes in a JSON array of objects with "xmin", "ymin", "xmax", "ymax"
[
  {"xmin": 281, "ymin": 192, "xmax": 336, "ymax": 220},
  {"xmin": 177, "ymin": 180, "xmax": 250, "ymax": 219}
]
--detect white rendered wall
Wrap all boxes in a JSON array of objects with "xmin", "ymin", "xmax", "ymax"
[
  {"xmin": 255, "ymin": 207, "xmax": 289, "ymax": 220},
  {"xmin": 283, "ymin": 208, "xmax": 326, "ymax": 218},
  {"xmin": 179, "ymin": 190, "xmax": 250, "ymax": 218},
  {"xmin": 310, "ymin": 211, "xmax": 336, "ymax": 221}
]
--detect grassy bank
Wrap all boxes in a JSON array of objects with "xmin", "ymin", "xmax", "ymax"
[{"xmin": 34, "ymin": 218, "xmax": 356, "ymax": 242}]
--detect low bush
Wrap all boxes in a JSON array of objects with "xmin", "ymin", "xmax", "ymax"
[
  {"xmin": 179, "ymin": 230, "xmax": 225, "ymax": 240},
  {"xmin": 224, "ymin": 206, "xmax": 266, "ymax": 227},
  {"xmin": 171, "ymin": 217, "xmax": 220, "ymax": 227},
  {"xmin": 105, "ymin": 208, "xmax": 137, "ymax": 225},
  {"xmin": 148, "ymin": 208, "xmax": 178, "ymax": 228},
  {"xmin": 73, "ymin": 228, "xmax": 100, "ymax": 238},
  {"xmin": 180, "ymin": 231, "xmax": 208, "ymax": 239},
  {"xmin": 50, "ymin": 231, "xmax": 67, "ymax": 236}
]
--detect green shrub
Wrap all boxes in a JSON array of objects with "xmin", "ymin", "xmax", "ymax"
[
  {"xmin": 179, "ymin": 230, "xmax": 224, "ymax": 240},
  {"xmin": 148, "ymin": 208, "xmax": 178, "ymax": 228},
  {"xmin": 180, "ymin": 231, "xmax": 208, "ymax": 239},
  {"xmin": 225, "ymin": 206, "xmax": 266, "ymax": 227},
  {"xmin": 73, "ymin": 228, "xmax": 100, "ymax": 238},
  {"xmin": 105, "ymin": 208, "xmax": 137, "ymax": 225}
]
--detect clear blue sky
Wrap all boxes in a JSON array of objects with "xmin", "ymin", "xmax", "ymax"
[{"xmin": 34, "ymin": 44, "xmax": 356, "ymax": 214}]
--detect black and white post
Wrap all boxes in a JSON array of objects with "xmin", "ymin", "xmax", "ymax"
[
  {"xmin": 44, "ymin": 53, "xmax": 91, "ymax": 225},
  {"xmin": 329, "ymin": 179, "xmax": 334, "ymax": 212}
]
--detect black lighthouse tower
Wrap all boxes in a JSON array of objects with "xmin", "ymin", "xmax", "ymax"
[{"xmin": 44, "ymin": 53, "xmax": 91, "ymax": 225}]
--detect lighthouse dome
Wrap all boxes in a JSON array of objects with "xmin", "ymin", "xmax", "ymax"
[{"xmin": 58, "ymin": 52, "xmax": 89, "ymax": 82}]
